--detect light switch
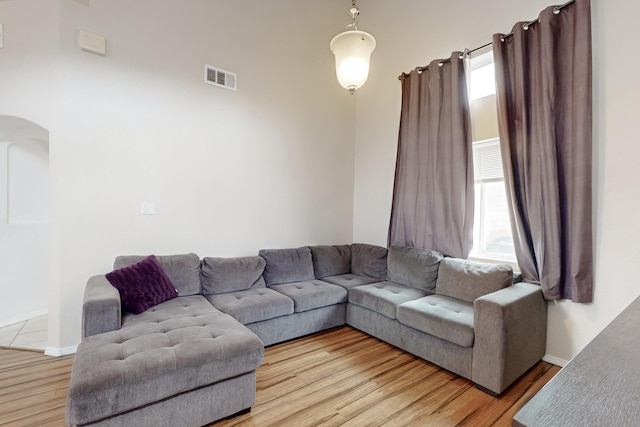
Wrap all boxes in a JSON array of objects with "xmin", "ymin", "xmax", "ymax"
[
  {"xmin": 0, "ymin": 24, "xmax": 4, "ymax": 49},
  {"xmin": 140, "ymin": 202, "xmax": 156, "ymax": 215}
]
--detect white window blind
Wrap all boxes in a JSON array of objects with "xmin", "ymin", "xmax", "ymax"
[{"xmin": 473, "ymin": 138, "xmax": 503, "ymax": 183}]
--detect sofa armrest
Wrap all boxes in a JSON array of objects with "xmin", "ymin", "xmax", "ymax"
[
  {"xmin": 82, "ymin": 275, "xmax": 122, "ymax": 339},
  {"xmin": 472, "ymin": 282, "xmax": 547, "ymax": 394}
]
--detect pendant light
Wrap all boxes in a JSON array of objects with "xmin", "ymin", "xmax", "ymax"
[{"xmin": 329, "ymin": 0, "xmax": 376, "ymax": 94}]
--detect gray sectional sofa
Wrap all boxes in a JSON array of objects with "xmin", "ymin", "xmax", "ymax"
[{"xmin": 67, "ymin": 244, "xmax": 547, "ymax": 426}]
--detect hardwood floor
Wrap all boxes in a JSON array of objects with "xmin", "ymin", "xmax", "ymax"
[
  {"xmin": 0, "ymin": 347, "xmax": 73, "ymax": 426},
  {"xmin": 0, "ymin": 327, "xmax": 559, "ymax": 427},
  {"xmin": 213, "ymin": 328, "xmax": 559, "ymax": 427}
]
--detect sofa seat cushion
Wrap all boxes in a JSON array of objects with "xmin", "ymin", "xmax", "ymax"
[
  {"xmin": 397, "ymin": 295, "xmax": 475, "ymax": 348},
  {"xmin": 67, "ymin": 303, "xmax": 264, "ymax": 426},
  {"xmin": 121, "ymin": 295, "xmax": 220, "ymax": 328},
  {"xmin": 321, "ymin": 274, "xmax": 380, "ymax": 290},
  {"xmin": 348, "ymin": 282, "xmax": 430, "ymax": 320},
  {"xmin": 205, "ymin": 288, "xmax": 294, "ymax": 324},
  {"xmin": 270, "ymin": 280, "xmax": 347, "ymax": 313}
]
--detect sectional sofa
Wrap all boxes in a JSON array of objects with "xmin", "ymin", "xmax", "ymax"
[{"xmin": 66, "ymin": 244, "xmax": 547, "ymax": 427}]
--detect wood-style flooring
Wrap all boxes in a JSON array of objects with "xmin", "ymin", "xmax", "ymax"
[
  {"xmin": 0, "ymin": 347, "xmax": 73, "ymax": 426},
  {"xmin": 0, "ymin": 327, "xmax": 559, "ymax": 427}
]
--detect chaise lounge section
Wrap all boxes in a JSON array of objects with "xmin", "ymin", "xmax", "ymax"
[
  {"xmin": 67, "ymin": 243, "xmax": 547, "ymax": 426},
  {"xmin": 68, "ymin": 254, "xmax": 264, "ymax": 427}
]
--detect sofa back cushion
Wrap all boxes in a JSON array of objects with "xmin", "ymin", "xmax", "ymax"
[
  {"xmin": 201, "ymin": 256, "xmax": 266, "ymax": 294},
  {"xmin": 387, "ymin": 246, "xmax": 443, "ymax": 291},
  {"xmin": 259, "ymin": 247, "xmax": 315, "ymax": 286},
  {"xmin": 114, "ymin": 253, "xmax": 202, "ymax": 296},
  {"xmin": 435, "ymin": 258, "xmax": 513, "ymax": 303},
  {"xmin": 351, "ymin": 243, "xmax": 388, "ymax": 280},
  {"xmin": 309, "ymin": 245, "xmax": 351, "ymax": 279},
  {"xmin": 106, "ymin": 255, "xmax": 178, "ymax": 314}
]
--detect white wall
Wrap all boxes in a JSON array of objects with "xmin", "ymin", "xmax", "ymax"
[
  {"xmin": 355, "ymin": 0, "xmax": 640, "ymax": 362},
  {"xmin": 0, "ymin": 222, "xmax": 49, "ymax": 326},
  {"xmin": 0, "ymin": 1, "xmax": 59, "ymax": 123},
  {"xmin": 0, "ymin": 0, "xmax": 59, "ymax": 327},
  {"xmin": 0, "ymin": 117, "xmax": 50, "ymax": 328},
  {"xmin": 1, "ymin": 0, "xmax": 356, "ymax": 351},
  {"xmin": 8, "ymin": 139, "xmax": 49, "ymax": 223}
]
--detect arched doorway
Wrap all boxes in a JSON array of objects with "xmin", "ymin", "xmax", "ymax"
[{"xmin": 0, "ymin": 116, "xmax": 49, "ymax": 350}]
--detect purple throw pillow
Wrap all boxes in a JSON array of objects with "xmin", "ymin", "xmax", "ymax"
[{"xmin": 106, "ymin": 255, "xmax": 178, "ymax": 314}]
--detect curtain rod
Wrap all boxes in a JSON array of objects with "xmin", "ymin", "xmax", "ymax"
[
  {"xmin": 500, "ymin": 0, "xmax": 575, "ymax": 41},
  {"xmin": 398, "ymin": 0, "xmax": 575, "ymax": 80}
]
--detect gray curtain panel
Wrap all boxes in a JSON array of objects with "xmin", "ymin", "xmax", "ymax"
[
  {"xmin": 492, "ymin": 0, "xmax": 593, "ymax": 302},
  {"xmin": 388, "ymin": 52, "xmax": 474, "ymax": 258}
]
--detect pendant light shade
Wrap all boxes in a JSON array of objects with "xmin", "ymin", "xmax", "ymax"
[
  {"xmin": 330, "ymin": 1, "xmax": 376, "ymax": 94},
  {"xmin": 330, "ymin": 30, "xmax": 376, "ymax": 93}
]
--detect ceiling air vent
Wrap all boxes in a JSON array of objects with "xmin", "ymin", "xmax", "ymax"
[{"xmin": 204, "ymin": 65, "xmax": 237, "ymax": 91}]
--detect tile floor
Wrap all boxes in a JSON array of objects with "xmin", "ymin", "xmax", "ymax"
[{"xmin": 0, "ymin": 315, "xmax": 48, "ymax": 351}]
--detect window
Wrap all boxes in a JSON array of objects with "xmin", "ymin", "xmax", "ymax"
[
  {"xmin": 469, "ymin": 61, "xmax": 495, "ymax": 101},
  {"xmin": 468, "ymin": 52, "xmax": 516, "ymax": 262}
]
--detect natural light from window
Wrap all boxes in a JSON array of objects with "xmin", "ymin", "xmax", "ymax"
[
  {"xmin": 468, "ymin": 52, "xmax": 516, "ymax": 262},
  {"xmin": 469, "ymin": 63, "xmax": 496, "ymax": 102}
]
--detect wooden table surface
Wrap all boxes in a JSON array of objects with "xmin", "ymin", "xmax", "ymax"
[{"xmin": 513, "ymin": 295, "xmax": 640, "ymax": 427}]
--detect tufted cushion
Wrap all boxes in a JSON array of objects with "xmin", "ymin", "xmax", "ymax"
[
  {"xmin": 321, "ymin": 273, "xmax": 379, "ymax": 290},
  {"xmin": 386, "ymin": 246, "xmax": 443, "ymax": 291},
  {"xmin": 348, "ymin": 282, "xmax": 429, "ymax": 319},
  {"xmin": 66, "ymin": 296, "xmax": 264, "ymax": 426},
  {"xmin": 351, "ymin": 243, "xmax": 388, "ymax": 280},
  {"xmin": 106, "ymin": 255, "xmax": 177, "ymax": 315},
  {"xmin": 201, "ymin": 256, "xmax": 266, "ymax": 295},
  {"xmin": 397, "ymin": 295, "xmax": 475, "ymax": 347},
  {"xmin": 309, "ymin": 245, "xmax": 352, "ymax": 279},
  {"xmin": 121, "ymin": 295, "xmax": 221, "ymax": 328},
  {"xmin": 436, "ymin": 258, "xmax": 513, "ymax": 303},
  {"xmin": 114, "ymin": 253, "xmax": 202, "ymax": 296},
  {"xmin": 270, "ymin": 280, "xmax": 347, "ymax": 313},
  {"xmin": 259, "ymin": 247, "xmax": 315, "ymax": 286},
  {"xmin": 206, "ymin": 288, "xmax": 294, "ymax": 324}
]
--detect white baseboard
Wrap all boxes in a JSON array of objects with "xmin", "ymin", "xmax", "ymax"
[
  {"xmin": 44, "ymin": 345, "xmax": 77, "ymax": 357},
  {"xmin": 0, "ymin": 309, "xmax": 48, "ymax": 329},
  {"xmin": 543, "ymin": 354, "xmax": 568, "ymax": 367}
]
